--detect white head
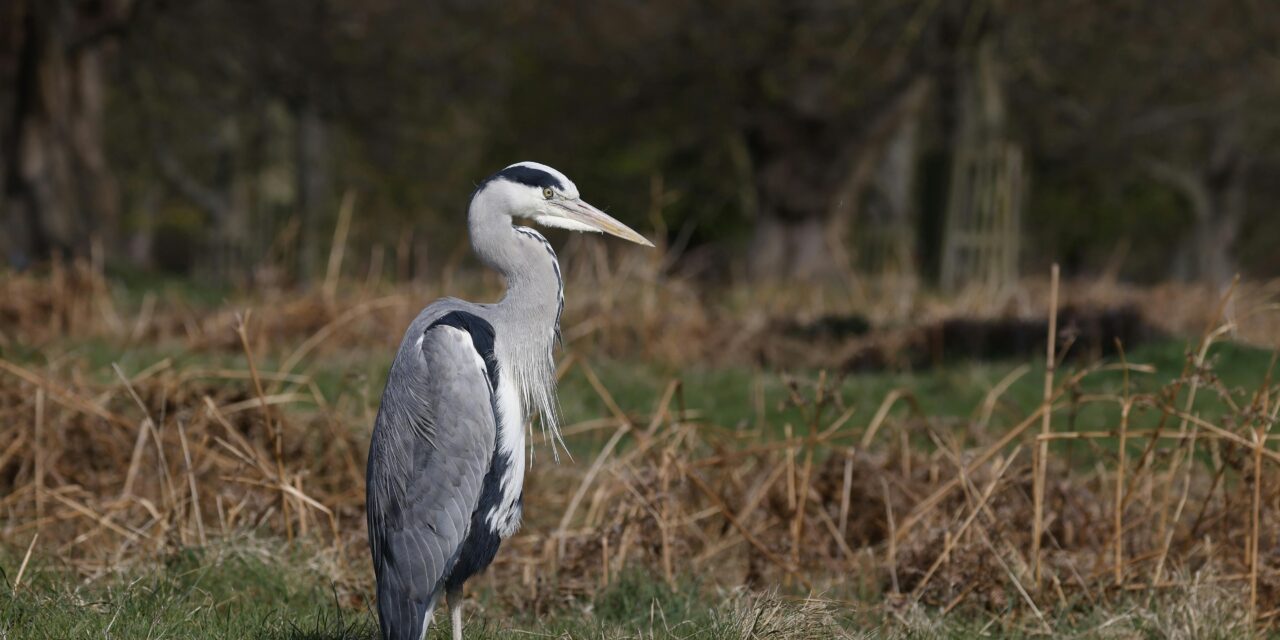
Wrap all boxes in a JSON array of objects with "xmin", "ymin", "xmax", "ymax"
[{"xmin": 474, "ymin": 161, "xmax": 653, "ymax": 246}]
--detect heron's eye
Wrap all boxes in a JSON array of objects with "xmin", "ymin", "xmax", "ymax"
[{"xmin": 542, "ymin": 187, "xmax": 554, "ymax": 200}]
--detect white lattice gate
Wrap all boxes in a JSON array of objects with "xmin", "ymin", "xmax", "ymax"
[{"xmin": 940, "ymin": 141, "xmax": 1024, "ymax": 291}]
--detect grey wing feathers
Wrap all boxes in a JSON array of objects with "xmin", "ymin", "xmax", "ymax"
[{"xmin": 366, "ymin": 321, "xmax": 496, "ymax": 640}]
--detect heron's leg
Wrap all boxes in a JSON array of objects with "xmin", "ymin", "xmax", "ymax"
[
  {"xmin": 448, "ymin": 589, "xmax": 464, "ymax": 640},
  {"xmin": 451, "ymin": 602, "xmax": 463, "ymax": 640}
]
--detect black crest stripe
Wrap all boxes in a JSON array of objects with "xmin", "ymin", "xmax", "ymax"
[{"xmin": 475, "ymin": 165, "xmax": 565, "ymax": 195}]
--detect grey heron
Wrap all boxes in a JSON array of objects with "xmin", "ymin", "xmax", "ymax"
[{"xmin": 366, "ymin": 162, "xmax": 652, "ymax": 640}]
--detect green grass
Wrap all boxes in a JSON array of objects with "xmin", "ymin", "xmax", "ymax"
[
  {"xmin": 1, "ymin": 544, "xmax": 375, "ymax": 640},
  {"xmin": 1, "ymin": 545, "xmax": 865, "ymax": 640},
  {"xmin": 556, "ymin": 339, "xmax": 1275, "ymax": 454},
  {"xmin": 3, "ymin": 545, "xmax": 1260, "ymax": 639}
]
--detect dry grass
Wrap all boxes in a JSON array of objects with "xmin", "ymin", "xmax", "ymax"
[{"xmin": 2, "ymin": 249, "xmax": 1280, "ymax": 635}]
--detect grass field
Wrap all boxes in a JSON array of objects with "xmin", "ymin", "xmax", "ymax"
[
  {"xmin": 2, "ymin": 264, "xmax": 1279, "ymax": 638},
  {"xmin": 2, "ymin": 540, "xmax": 1254, "ymax": 639}
]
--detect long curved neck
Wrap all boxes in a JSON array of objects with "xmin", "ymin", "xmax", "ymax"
[
  {"xmin": 468, "ymin": 189, "xmax": 563, "ymax": 324},
  {"xmin": 467, "ymin": 187, "xmax": 564, "ymax": 439}
]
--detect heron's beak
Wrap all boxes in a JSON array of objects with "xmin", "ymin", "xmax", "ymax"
[{"xmin": 552, "ymin": 199, "xmax": 654, "ymax": 247}]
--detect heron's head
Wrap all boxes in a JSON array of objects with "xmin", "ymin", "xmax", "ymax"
[{"xmin": 477, "ymin": 161, "xmax": 653, "ymax": 247}]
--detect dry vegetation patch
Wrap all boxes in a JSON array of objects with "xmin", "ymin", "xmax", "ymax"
[{"xmin": 2, "ymin": 262, "xmax": 1280, "ymax": 635}]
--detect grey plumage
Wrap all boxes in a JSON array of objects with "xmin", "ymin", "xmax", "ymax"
[
  {"xmin": 367, "ymin": 309, "xmax": 495, "ymax": 639},
  {"xmin": 366, "ymin": 162, "xmax": 651, "ymax": 640}
]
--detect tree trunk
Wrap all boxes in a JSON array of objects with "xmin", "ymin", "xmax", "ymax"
[
  {"xmin": 745, "ymin": 78, "xmax": 929, "ymax": 282},
  {"xmin": 2, "ymin": 0, "xmax": 122, "ymax": 267},
  {"xmin": 1191, "ymin": 162, "xmax": 1244, "ymax": 287},
  {"xmin": 294, "ymin": 98, "xmax": 330, "ymax": 282},
  {"xmin": 1190, "ymin": 212, "xmax": 1238, "ymax": 286},
  {"xmin": 748, "ymin": 213, "xmax": 842, "ymax": 281},
  {"xmin": 1147, "ymin": 127, "xmax": 1246, "ymax": 287},
  {"xmin": 858, "ymin": 108, "xmax": 920, "ymax": 275}
]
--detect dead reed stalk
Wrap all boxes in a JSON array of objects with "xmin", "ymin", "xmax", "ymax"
[{"xmin": 2, "ymin": 264, "xmax": 1279, "ymax": 629}]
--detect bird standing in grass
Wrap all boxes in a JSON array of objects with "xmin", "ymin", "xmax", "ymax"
[{"xmin": 366, "ymin": 162, "xmax": 652, "ymax": 640}]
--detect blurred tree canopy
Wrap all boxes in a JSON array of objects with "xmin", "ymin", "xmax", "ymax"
[{"xmin": 2, "ymin": 0, "xmax": 1278, "ymax": 284}]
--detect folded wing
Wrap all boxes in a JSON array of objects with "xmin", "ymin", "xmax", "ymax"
[{"xmin": 366, "ymin": 316, "xmax": 497, "ymax": 640}]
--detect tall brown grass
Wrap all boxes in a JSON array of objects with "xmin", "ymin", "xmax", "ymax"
[{"xmin": 2, "ymin": 249, "xmax": 1279, "ymax": 633}]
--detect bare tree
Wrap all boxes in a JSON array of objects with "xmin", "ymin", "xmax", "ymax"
[
  {"xmin": 1, "ymin": 0, "xmax": 134, "ymax": 266},
  {"xmin": 1145, "ymin": 120, "xmax": 1249, "ymax": 285},
  {"xmin": 738, "ymin": 1, "xmax": 947, "ymax": 281},
  {"xmin": 1008, "ymin": 0, "xmax": 1280, "ymax": 284}
]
